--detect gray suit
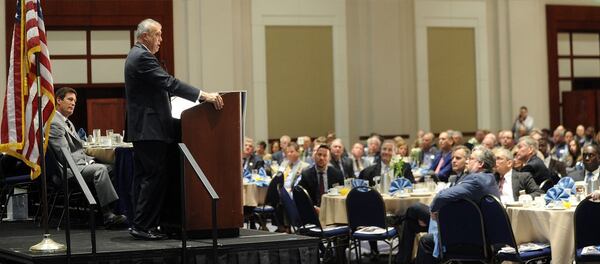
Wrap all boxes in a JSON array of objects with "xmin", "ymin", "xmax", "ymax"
[
  {"xmin": 48, "ymin": 112, "xmax": 118, "ymax": 207},
  {"xmin": 510, "ymin": 171, "xmax": 543, "ymax": 200}
]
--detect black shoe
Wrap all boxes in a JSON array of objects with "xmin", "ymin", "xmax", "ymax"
[
  {"xmin": 130, "ymin": 227, "xmax": 166, "ymax": 240},
  {"xmin": 103, "ymin": 213, "xmax": 128, "ymax": 229}
]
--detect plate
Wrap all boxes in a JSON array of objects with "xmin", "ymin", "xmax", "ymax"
[
  {"xmin": 410, "ymin": 192, "xmax": 432, "ymax": 197},
  {"xmin": 394, "ymin": 193, "xmax": 411, "ymax": 198}
]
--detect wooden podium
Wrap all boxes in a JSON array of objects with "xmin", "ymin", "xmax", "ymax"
[{"xmin": 169, "ymin": 91, "xmax": 245, "ymax": 238}]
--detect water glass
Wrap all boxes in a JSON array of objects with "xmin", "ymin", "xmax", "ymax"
[
  {"xmin": 92, "ymin": 129, "xmax": 101, "ymax": 143},
  {"xmin": 534, "ymin": 196, "xmax": 545, "ymax": 208}
]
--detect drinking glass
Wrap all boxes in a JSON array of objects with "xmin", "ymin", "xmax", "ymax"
[{"xmin": 92, "ymin": 129, "xmax": 101, "ymax": 143}]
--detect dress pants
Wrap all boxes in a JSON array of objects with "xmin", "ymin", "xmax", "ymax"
[
  {"xmin": 415, "ymin": 234, "xmax": 438, "ymax": 264},
  {"xmin": 79, "ymin": 163, "xmax": 118, "ymax": 207},
  {"xmin": 396, "ymin": 203, "xmax": 431, "ymax": 264},
  {"xmin": 132, "ymin": 141, "xmax": 168, "ymax": 231}
]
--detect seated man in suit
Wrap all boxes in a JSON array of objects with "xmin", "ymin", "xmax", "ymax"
[
  {"xmin": 359, "ymin": 140, "xmax": 415, "ymax": 186},
  {"xmin": 48, "ymin": 87, "xmax": 126, "ymax": 228},
  {"xmin": 418, "ymin": 132, "xmax": 438, "ymax": 169},
  {"xmin": 567, "ymin": 143, "xmax": 600, "ymax": 182},
  {"xmin": 494, "ymin": 148, "xmax": 542, "ymax": 203},
  {"xmin": 271, "ymin": 135, "xmax": 291, "ymax": 165},
  {"xmin": 365, "ymin": 136, "xmax": 381, "ymax": 165},
  {"xmin": 242, "ymin": 137, "xmax": 265, "ymax": 173},
  {"xmin": 395, "ymin": 145, "xmax": 470, "ymax": 264},
  {"xmin": 298, "ymin": 144, "xmax": 344, "ymax": 208},
  {"xmin": 350, "ymin": 142, "xmax": 370, "ymax": 177},
  {"xmin": 426, "ymin": 131, "xmax": 454, "ymax": 182},
  {"xmin": 329, "ymin": 138, "xmax": 354, "ymax": 179},
  {"xmin": 415, "ymin": 146, "xmax": 500, "ymax": 264},
  {"xmin": 515, "ymin": 136, "xmax": 553, "ymax": 188}
]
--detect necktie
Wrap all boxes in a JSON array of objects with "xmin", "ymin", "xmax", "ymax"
[
  {"xmin": 498, "ymin": 175, "xmax": 505, "ymax": 192},
  {"xmin": 586, "ymin": 171, "xmax": 594, "ymax": 183},
  {"xmin": 66, "ymin": 120, "xmax": 75, "ymax": 133},
  {"xmin": 434, "ymin": 157, "xmax": 444, "ymax": 174},
  {"xmin": 319, "ymin": 172, "xmax": 325, "ymax": 196}
]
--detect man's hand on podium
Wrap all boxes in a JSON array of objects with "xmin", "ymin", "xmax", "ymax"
[{"xmin": 201, "ymin": 92, "xmax": 224, "ymax": 110}]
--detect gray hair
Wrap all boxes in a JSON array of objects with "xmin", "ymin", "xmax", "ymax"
[
  {"xmin": 367, "ymin": 136, "xmax": 381, "ymax": 146},
  {"xmin": 472, "ymin": 146, "xmax": 496, "ymax": 173},
  {"xmin": 519, "ymin": 136, "xmax": 539, "ymax": 151},
  {"xmin": 493, "ymin": 147, "xmax": 513, "ymax": 160},
  {"xmin": 135, "ymin": 19, "xmax": 160, "ymax": 40}
]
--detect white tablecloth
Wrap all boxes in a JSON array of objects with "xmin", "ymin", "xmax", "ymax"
[
  {"xmin": 506, "ymin": 206, "xmax": 575, "ymax": 264},
  {"xmin": 319, "ymin": 193, "xmax": 434, "ymax": 226},
  {"xmin": 243, "ymin": 183, "xmax": 268, "ymax": 207}
]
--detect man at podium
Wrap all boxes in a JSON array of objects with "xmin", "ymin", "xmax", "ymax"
[{"xmin": 125, "ymin": 18, "xmax": 224, "ymax": 240}]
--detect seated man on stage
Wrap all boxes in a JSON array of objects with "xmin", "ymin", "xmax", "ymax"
[
  {"xmin": 298, "ymin": 144, "xmax": 344, "ymax": 208},
  {"xmin": 48, "ymin": 87, "xmax": 126, "ymax": 228}
]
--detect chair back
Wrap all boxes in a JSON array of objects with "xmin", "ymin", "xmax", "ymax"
[
  {"xmin": 539, "ymin": 178, "xmax": 553, "ymax": 192},
  {"xmin": 279, "ymin": 185, "xmax": 302, "ymax": 229},
  {"xmin": 574, "ymin": 199, "xmax": 600, "ymax": 250},
  {"xmin": 345, "ymin": 186, "xmax": 386, "ymax": 231},
  {"xmin": 479, "ymin": 195, "xmax": 518, "ymax": 254},
  {"xmin": 45, "ymin": 146, "xmax": 64, "ymax": 189},
  {"xmin": 438, "ymin": 198, "xmax": 487, "ymax": 261},
  {"xmin": 292, "ymin": 185, "xmax": 321, "ymax": 228},
  {"xmin": 264, "ymin": 172, "xmax": 283, "ymax": 207}
]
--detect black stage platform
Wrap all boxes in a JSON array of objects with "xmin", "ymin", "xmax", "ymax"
[{"xmin": 0, "ymin": 222, "xmax": 319, "ymax": 264}]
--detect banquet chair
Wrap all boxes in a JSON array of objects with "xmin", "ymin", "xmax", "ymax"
[
  {"xmin": 480, "ymin": 195, "xmax": 551, "ymax": 264},
  {"xmin": 0, "ymin": 154, "xmax": 35, "ymax": 221},
  {"xmin": 278, "ymin": 185, "xmax": 302, "ymax": 233},
  {"xmin": 345, "ymin": 186, "xmax": 398, "ymax": 264},
  {"xmin": 251, "ymin": 176, "xmax": 278, "ymax": 231},
  {"xmin": 292, "ymin": 185, "xmax": 349, "ymax": 263},
  {"xmin": 539, "ymin": 178, "xmax": 554, "ymax": 192},
  {"xmin": 437, "ymin": 198, "xmax": 488, "ymax": 263},
  {"xmin": 574, "ymin": 198, "xmax": 600, "ymax": 263}
]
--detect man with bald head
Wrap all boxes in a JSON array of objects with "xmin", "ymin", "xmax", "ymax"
[
  {"xmin": 427, "ymin": 131, "xmax": 453, "ymax": 182},
  {"xmin": 272, "ymin": 135, "xmax": 291, "ymax": 164},
  {"xmin": 329, "ymin": 138, "xmax": 354, "ymax": 179},
  {"xmin": 419, "ymin": 132, "xmax": 438, "ymax": 169}
]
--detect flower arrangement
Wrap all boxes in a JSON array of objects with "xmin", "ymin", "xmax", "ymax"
[{"xmin": 390, "ymin": 155, "xmax": 405, "ymax": 178}]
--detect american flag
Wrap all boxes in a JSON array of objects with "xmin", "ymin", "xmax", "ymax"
[{"xmin": 0, "ymin": 0, "xmax": 55, "ymax": 179}]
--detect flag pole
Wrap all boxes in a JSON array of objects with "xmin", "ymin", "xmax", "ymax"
[{"xmin": 29, "ymin": 51, "xmax": 65, "ymax": 253}]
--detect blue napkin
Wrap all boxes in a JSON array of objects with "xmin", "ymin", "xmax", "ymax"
[
  {"xmin": 258, "ymin": 167, "xmax": 267, "ymax": 177},
  {"xmin": 352, "ymin": 179, "xmax": 368, "ymax": 188},
  {"xmin": 243, "ymin": 169, "xmax": 252, "ymax": 179},
  {"xmin": 254, "ymin": 180, "xmax": 269, "ymax": 187},
  {"xmin": 544, "ymin": 186, "xmax": 571, "ymax": 204},
  {"xmin": 389, "ymin": 178, "xmax": 412, "ymax": 193},
  {"xmin": 557, "ymin": 177, "xmax": 576, "ymax": 194},
  {"xmin": 77, "ymin": 128, "xmax": 87, "ymax": 141}
]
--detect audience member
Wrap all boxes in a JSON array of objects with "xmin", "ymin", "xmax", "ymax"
[
  {"xmin": 414, "ymin": 146, "xmax": 499, "ymax": 264},
  {"xmin": 49, "ymin": 87, "xmax": 127, "ymax": 229},
  {"xmin": 419, "ymin": 132, "xmax": 438, "ymax": 169},
  {"xmin": 349, "ymin": 142, "xmax": 369, "ymax": 177},
  {"xmin": 515, "ymin": 136, "xmax": 553, "ymax": 188},
  {"xmin": 272, "ymin": 135, "xmax": 291, "ymax": 164},
  {"xmin": 567, "ymin": 144, "xmax": 600, "ymax": 182},
  {"xmin": 242, "ymin": 137, "xmax": 265, "ymax": 173},
  {"xmin": 298, "ymin": 144, "xmax": 344, "ymax": 207},
  {"xmin": 329, "ymin": 139, "xmax": 354, "ymax": 179},
  {"xmin": 493, "ymin": 148, "xmax": 542, "ymax": 203},
  {"xmin": 359, "ymin": 140, "xmax": 415, "ymax": 186},
  {"xmin": 365, "ymin": 135, "xmax": 382, "ymax": 165},
  {"xmin": 427, "ymin": 131, "xmax": 453, "ymax": 182}
]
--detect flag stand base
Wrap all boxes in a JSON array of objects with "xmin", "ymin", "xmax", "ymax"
[{"xmin": 30, "ymin": 234, "xmax": 66, "ymax": 253}]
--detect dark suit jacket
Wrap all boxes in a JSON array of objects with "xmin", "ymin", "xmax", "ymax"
[
  {"xmin": 430, "ymin": 172, "xmax": 500, "ymax": 212},
  {"xmin": 271, "ymin": 151, "xmax": 285, "ymax": 164},
  {"xmin": 358, "ymin": 162, "xmax": 415, "ymax": 186},
  {"xmin": 330, "ymin": 156, "xmax": 354, "ymax": 179},
  {"xmin": 521, "ymin": 155, "xmax": 552, "ymax": 186},
  {"xmin": 243, "ymin": 153, "xmax": 265, "ymax": 172},
  {"xmin": 124, "ymin": 43, "xmax": 200, "ymax": 143},
  {"xmin": 428, "ymin": 151, "xmax": 453, "ymax": 182},
  {"xmin": 298, "ymin": 165, "xmax": 344, "ymax": 206},
  {"xmin": 447, "ymin": 172, "xmax": 466, "ymax": 187},
  {"xmin": 566, "ymin": 168, "xmax": 590, "ymax": 182},
  {"xmin": 509, "ymin": 171, "xmax": 543, "ymax": 200}
]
